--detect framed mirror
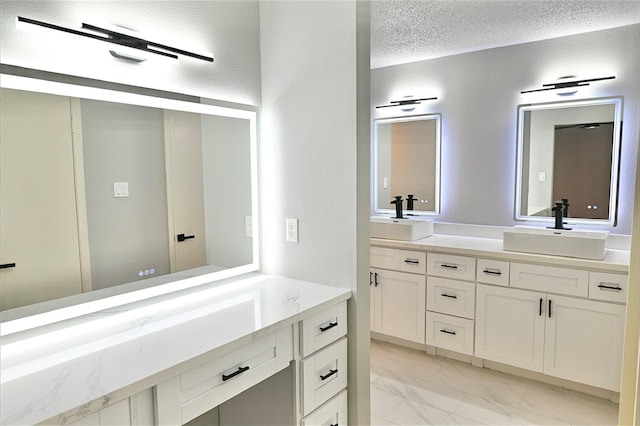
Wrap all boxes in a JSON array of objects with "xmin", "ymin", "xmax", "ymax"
[
  {"xmin": 0, "ymin": 71, "xmax": 259, "ymax": 315},
  {"xmin": 373, "ymin": 114, "xmax": 442, "ymax": 216},
  {"xmin": 515, "ymin": 97, "xmax": 623, "ymax": 226}
]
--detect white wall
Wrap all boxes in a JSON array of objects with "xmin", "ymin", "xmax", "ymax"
[
  {"xmin": 259, "ymin": 1, "xmax": 370, "ymax": 423},
  {"xmin": 0, "ymin": 1, "xmax": 261, "ymax": 105},
  {"xmin": 372, "ymin": 24, "xmax": 640, "ymax": 235}
]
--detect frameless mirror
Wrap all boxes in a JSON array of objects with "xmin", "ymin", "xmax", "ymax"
[
  {"xmin": 0, "ymin": 73, "xmax": 259, "ymax": 313},
  {"xmin": 373, "ymin": 114, "xmax": 441, "ymax": 216},
  {"xmin": 515, "ymin": 97, "xmax": 623, "ymax": 226}
]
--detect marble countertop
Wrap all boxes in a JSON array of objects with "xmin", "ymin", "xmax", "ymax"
[
  {"xmin": 370, "ymin": 234, "xmax": 630, "ymax": 273},
  {"xmin": 0, "ymin": 273, "xmax": 351, "ymax": 425}
]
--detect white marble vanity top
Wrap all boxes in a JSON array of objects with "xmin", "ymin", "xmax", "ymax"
[
  {"xmin": 371, "ymin": 234, "xmax": 630, "ymax": 273},
  {"xmin": 0, "ymin": 273, "xmax": 351, "ymax": 425}
]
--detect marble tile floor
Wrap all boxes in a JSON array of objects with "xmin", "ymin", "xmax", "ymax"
[{"xmin": 370, "ymin": 340, "xmax": 619, "ymax": 425}]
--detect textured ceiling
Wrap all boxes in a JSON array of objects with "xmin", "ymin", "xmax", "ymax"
[{"xmin": 371, "ymin": 0, "xmax": 640, "ymax": 69}]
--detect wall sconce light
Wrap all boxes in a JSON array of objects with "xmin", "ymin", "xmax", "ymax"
[
  {"xmin": 376, "ymin": 96, "xmax": 437, "ymax": 110},
  {"xmin": 520, "ymin": 75, "xmax": 615, "ymax": 95},
  {"xmin": 16, "ymin": 16, "xmax": 214, "ymax": 63}
]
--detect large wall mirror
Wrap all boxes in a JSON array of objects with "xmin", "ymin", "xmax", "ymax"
[
  {"xmin": 515, "ymin": 97, "xmax": 623, "ymax": 226},
  {"xmin": 373, "ymin": 114, "xmax": 441, "ymax": 216},
  {"xmin": 0, "ymin": 71, "xmax": 259, "ymax": 316}
]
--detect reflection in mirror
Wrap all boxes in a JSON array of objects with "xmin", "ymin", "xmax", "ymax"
[
  {"xmin": 373, "ymin": 114, "xmax": 441, "ymax": 216},
  {"xmin": 0, "ymin": 75, "xmax": 258, "ymax": 312},
  {"xmin": 515, "ymin": 97, "xmax": 622, "ymax": 226}
]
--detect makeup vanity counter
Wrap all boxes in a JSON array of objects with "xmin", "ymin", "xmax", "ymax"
[
  {"xmin": 1, "ymin": 273, "xmax": 351, "ymax": 425},
  {"xmin": 370, "ymin": 232, "xmax": 630, "ymax": 396}
]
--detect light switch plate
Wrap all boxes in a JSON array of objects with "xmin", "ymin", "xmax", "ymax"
[{"xmin": 113, "ymin": 182, "xmax": 129, "ymax": 197}]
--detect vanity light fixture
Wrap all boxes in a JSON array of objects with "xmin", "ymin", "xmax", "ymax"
[
  {"xmin": 376, "ymin": 96, "xmax": 437, "ymax": 109},
  {"xmin": 520, "ymin": 75, "xmax": 615, "ymax": 95},
  {"xmin": 16, "ymin": 16, "xmax": 214, "ymax": 63}
]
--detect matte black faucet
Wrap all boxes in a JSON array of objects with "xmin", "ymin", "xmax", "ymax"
[
  {"xmin": 548, "ymin": 201, "xmax": 572, "ymax": 230},
  {"xmin": 391, "ymin": 195, "xmax": 404, "ymax": 219},
  {"xmin": 406, "ymin": 194, "xmax": 416, "ymax": 211},
  {"xmin": 561, "ymin": 198, "xmax": 570, "ymax": 218}
]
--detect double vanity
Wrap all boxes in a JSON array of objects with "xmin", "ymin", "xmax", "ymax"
[
  {"xmin": 370, "ymin": 220, "xmax": 630, "ymax": 397},
  {"xmin": 1, "ymin": 274, "xmax": 351, "ymax": 426}
]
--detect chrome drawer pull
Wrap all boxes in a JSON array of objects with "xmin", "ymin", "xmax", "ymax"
[
  {"xmin": 440, "ymin": 293, "xmax": 458, "ymax": 299},
  {"xmin": 439, "ymin": 329, "xmax": 456, "ymax": 335},
  {"xmin": 598, "ymin": 283, "xmax": 623, "ymax": 291},
  {"xmin": 320, "ymin": 368, "xmax": 338, "ymax": 381},
  {"xmin": 222, "ymin": 365, "xmax": 250, "ymax": 382},
  {"xmin": 404, "ymin": 258, "xmax": 420, "ymax": 265},
  {"xmin": 440, "ymin": 263, "xmax": 458, "ymax": 269},
  {"xmin": 320, "ymin": 322, "xmax": 338, "ymax": 332},
  {"xmin": 483, "ymin": 268, "xmax": 502, "ymax": 276}
]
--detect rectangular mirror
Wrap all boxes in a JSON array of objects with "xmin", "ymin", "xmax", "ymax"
[
  {"xmin": 515, "ymin": 97, "xmax": 623, "ymax": 226},
  {"xmin": 0, "ymin": 72, "xmax": 259, "ymax": 313},
  {"xmin": 373, "ymin": 114, "xmax": 441, "ymax": 216}
]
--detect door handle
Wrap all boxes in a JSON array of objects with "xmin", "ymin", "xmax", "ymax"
[
  {"xmin": 177, "ymin": 233, "xmax": 195, "ymax": 242},
  {"xmin": 0, "ymin": 263, "xmax": 16, "ymax": 269}
]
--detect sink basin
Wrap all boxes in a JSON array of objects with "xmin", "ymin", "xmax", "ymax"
[
  {"xmin": 370, "ymin": 217, "xmax": 434, "ymax": 241},
  {"xmin": 503, "ymin": 226, "xmax": 608, "ymax": 260}
]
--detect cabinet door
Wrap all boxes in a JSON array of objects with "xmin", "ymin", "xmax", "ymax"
[
  {"xmin": 372, "ymin": 268, "xmax": 426, "ymax": 343},
  {"xmin": 475, "ymin": 284, "xmax": 545, "ymax": 371},
  {"xmin": 544, "ymin": 295, "xmax": 626, "ymax": 391}
]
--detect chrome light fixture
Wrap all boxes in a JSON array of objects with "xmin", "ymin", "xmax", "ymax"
[{"xmin": 16, "ymin": 16, "xmax": 214, "ymax": 63}]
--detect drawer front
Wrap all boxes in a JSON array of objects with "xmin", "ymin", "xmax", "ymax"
[
  {"xmin": 427, "ymin": 253, "xmax": 476, "ymax": 281},
  {"xmin": 476, "ymin": 259, "xmax": 510, "ymax": 286},
  {"xmin": 301, "ymin": 389, "xmax": 347, "ymax": 426},
  {"xmin": 301, "ymin": 301, "xmax": 347, "ymax": 358},
  {"xmin": 371, "ymin": 246, "xmax": 426, "ymax": 274},
  {"xmin": 301, "ymin": 337, "xmax": 348, "ymax": 417},
  {"xmin": 426, "ymin": 277, "xmax": 475, "ymax": 319},
  {"xmin": 426, "ymin": 311, "xmax": 474, "ymax": 356},
  {"xmin": 156, "ymin": 327, "xmax": 293, "ymax": 425},
  {"xmin": 589, "ymin": 272, "xmax": 628, "ymax": 303},
  {"xmin": 510, "ymin": 263, "xmax": 588, "ymax": 297}
]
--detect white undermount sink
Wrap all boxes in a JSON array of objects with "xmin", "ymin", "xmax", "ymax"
[
  {"xmin": 370, "ymin": 217, "xmax": 434, "ymax": 241},
  {"xmin": 503, "ymin": 226, "xmax": 608, "ymax": 260}
]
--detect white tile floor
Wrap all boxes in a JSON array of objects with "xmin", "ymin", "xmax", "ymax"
[{"xmin": 370, "ymin": 340, "xmax": 619, "ymax": 425}]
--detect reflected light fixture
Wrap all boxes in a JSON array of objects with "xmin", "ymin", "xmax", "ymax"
[
  {"xmin": 520, "ymin": 75, "xmax": 615, "ymax": 95},
  {"xmin": 16, "ymin": 16, "xmax": 214, "ymax": 63},
  {"xmin": 376, "ymin": 96, "xmax": 437, "ymax": 109}
]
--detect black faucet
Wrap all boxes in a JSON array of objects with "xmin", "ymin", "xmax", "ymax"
[
  {"xmin": 548, "ymin": 201, "xmax": 572, "ymax": 230},
  {"xmin": 561, "ymin": 198, "xmax": 569, "ymax": 218},
  {"xmin": 391, "ymin": 195, "xmax": 404, "ymax": 219},
  {"xmin": 406, "ymin": 194, "xmax": 416, "ymax": 211}
]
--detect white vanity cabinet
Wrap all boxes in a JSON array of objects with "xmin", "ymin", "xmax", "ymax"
[
  {"xmin": 370, "ymin": 247, "xmax": 426, "ymax": 344},
  {"xmin": 476, "ymin": 262, "xmax": 627, "ymax": 391},
  {"xmin": 425, "ymin": 253, "xmax": 476, "ymax": 355},
  {"xmin": 65, "ymin": 390, "xmax": 154, "ymax": 426}
]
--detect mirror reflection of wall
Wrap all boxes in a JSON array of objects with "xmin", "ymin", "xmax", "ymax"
[
  {"xmin": 0, "ymin": 85, "xmax": 256, "ymax": 311},
  {"xmin": 374, "ymin": 114, "xmax": 441, "ymax": 215},
  {"xmin": 516, "ymin": 97, "xmax": 622, "ymax": 225}
]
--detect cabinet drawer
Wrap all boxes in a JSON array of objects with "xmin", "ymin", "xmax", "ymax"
[
  {"xmin": 301, "ymin": 301, "xmax": 347, "ymax": 358},
  {"xmin": 156, "ymin": 327, "xmax": 293, "ymax": 425},
  {"xmin": 301, "ymin": 389, "xmax": 347, "ymax": 426},
  {"xmin": 426, "ymin": 277, "xmax": 475, "ymax": 319},
  {"xmin": 370, "ymin": 246, "xmax": 426, "ymax": 274},
  {"xmin": 426, "ymin": 311, "xmax": 474, "ymax": 356},
  {"xmin": 476, "ymin": 259, "xmax": 510, "ymax": 286},
  {"xmin": 427, "ymin": 253, "xmax": 475, "ymax": 281},
  {"xmin": 589, "ymin": 272, "xmax": 628, "ymax": 303},
  {"xmin": 510, "ymin": 263, "xmax": 588, "ymax": 297},
  {"xmin": 301, "ymin": 338, "xmax": 348, "ymax": 417}
]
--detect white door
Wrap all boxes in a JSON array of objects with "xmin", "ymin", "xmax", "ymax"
[
  {"xmin": 475, "ymin": 284, "xmax": 545, "ymax": 371},
  {"xmin": 164, "ymin": 110, "xmax": 207, "ymax": 272},
  {"xmin": 0, "ymin": 89, "xmax": 83, "ymax": 310},
  {"xmin": 372, "ymin": 268, "xmax": 426, "ymax": 343},
  {"xmin": 544, "ymin": 295, "xmax": 626, "ymax": 391}
]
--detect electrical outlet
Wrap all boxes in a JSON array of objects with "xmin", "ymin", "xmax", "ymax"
[
  {"xmin": 245, "ymin": 215, "xmax": 253, "ymax": 238},
  {"xmin": 286, "ymin": 218, "xmax": 298, "ymax": 243}
]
